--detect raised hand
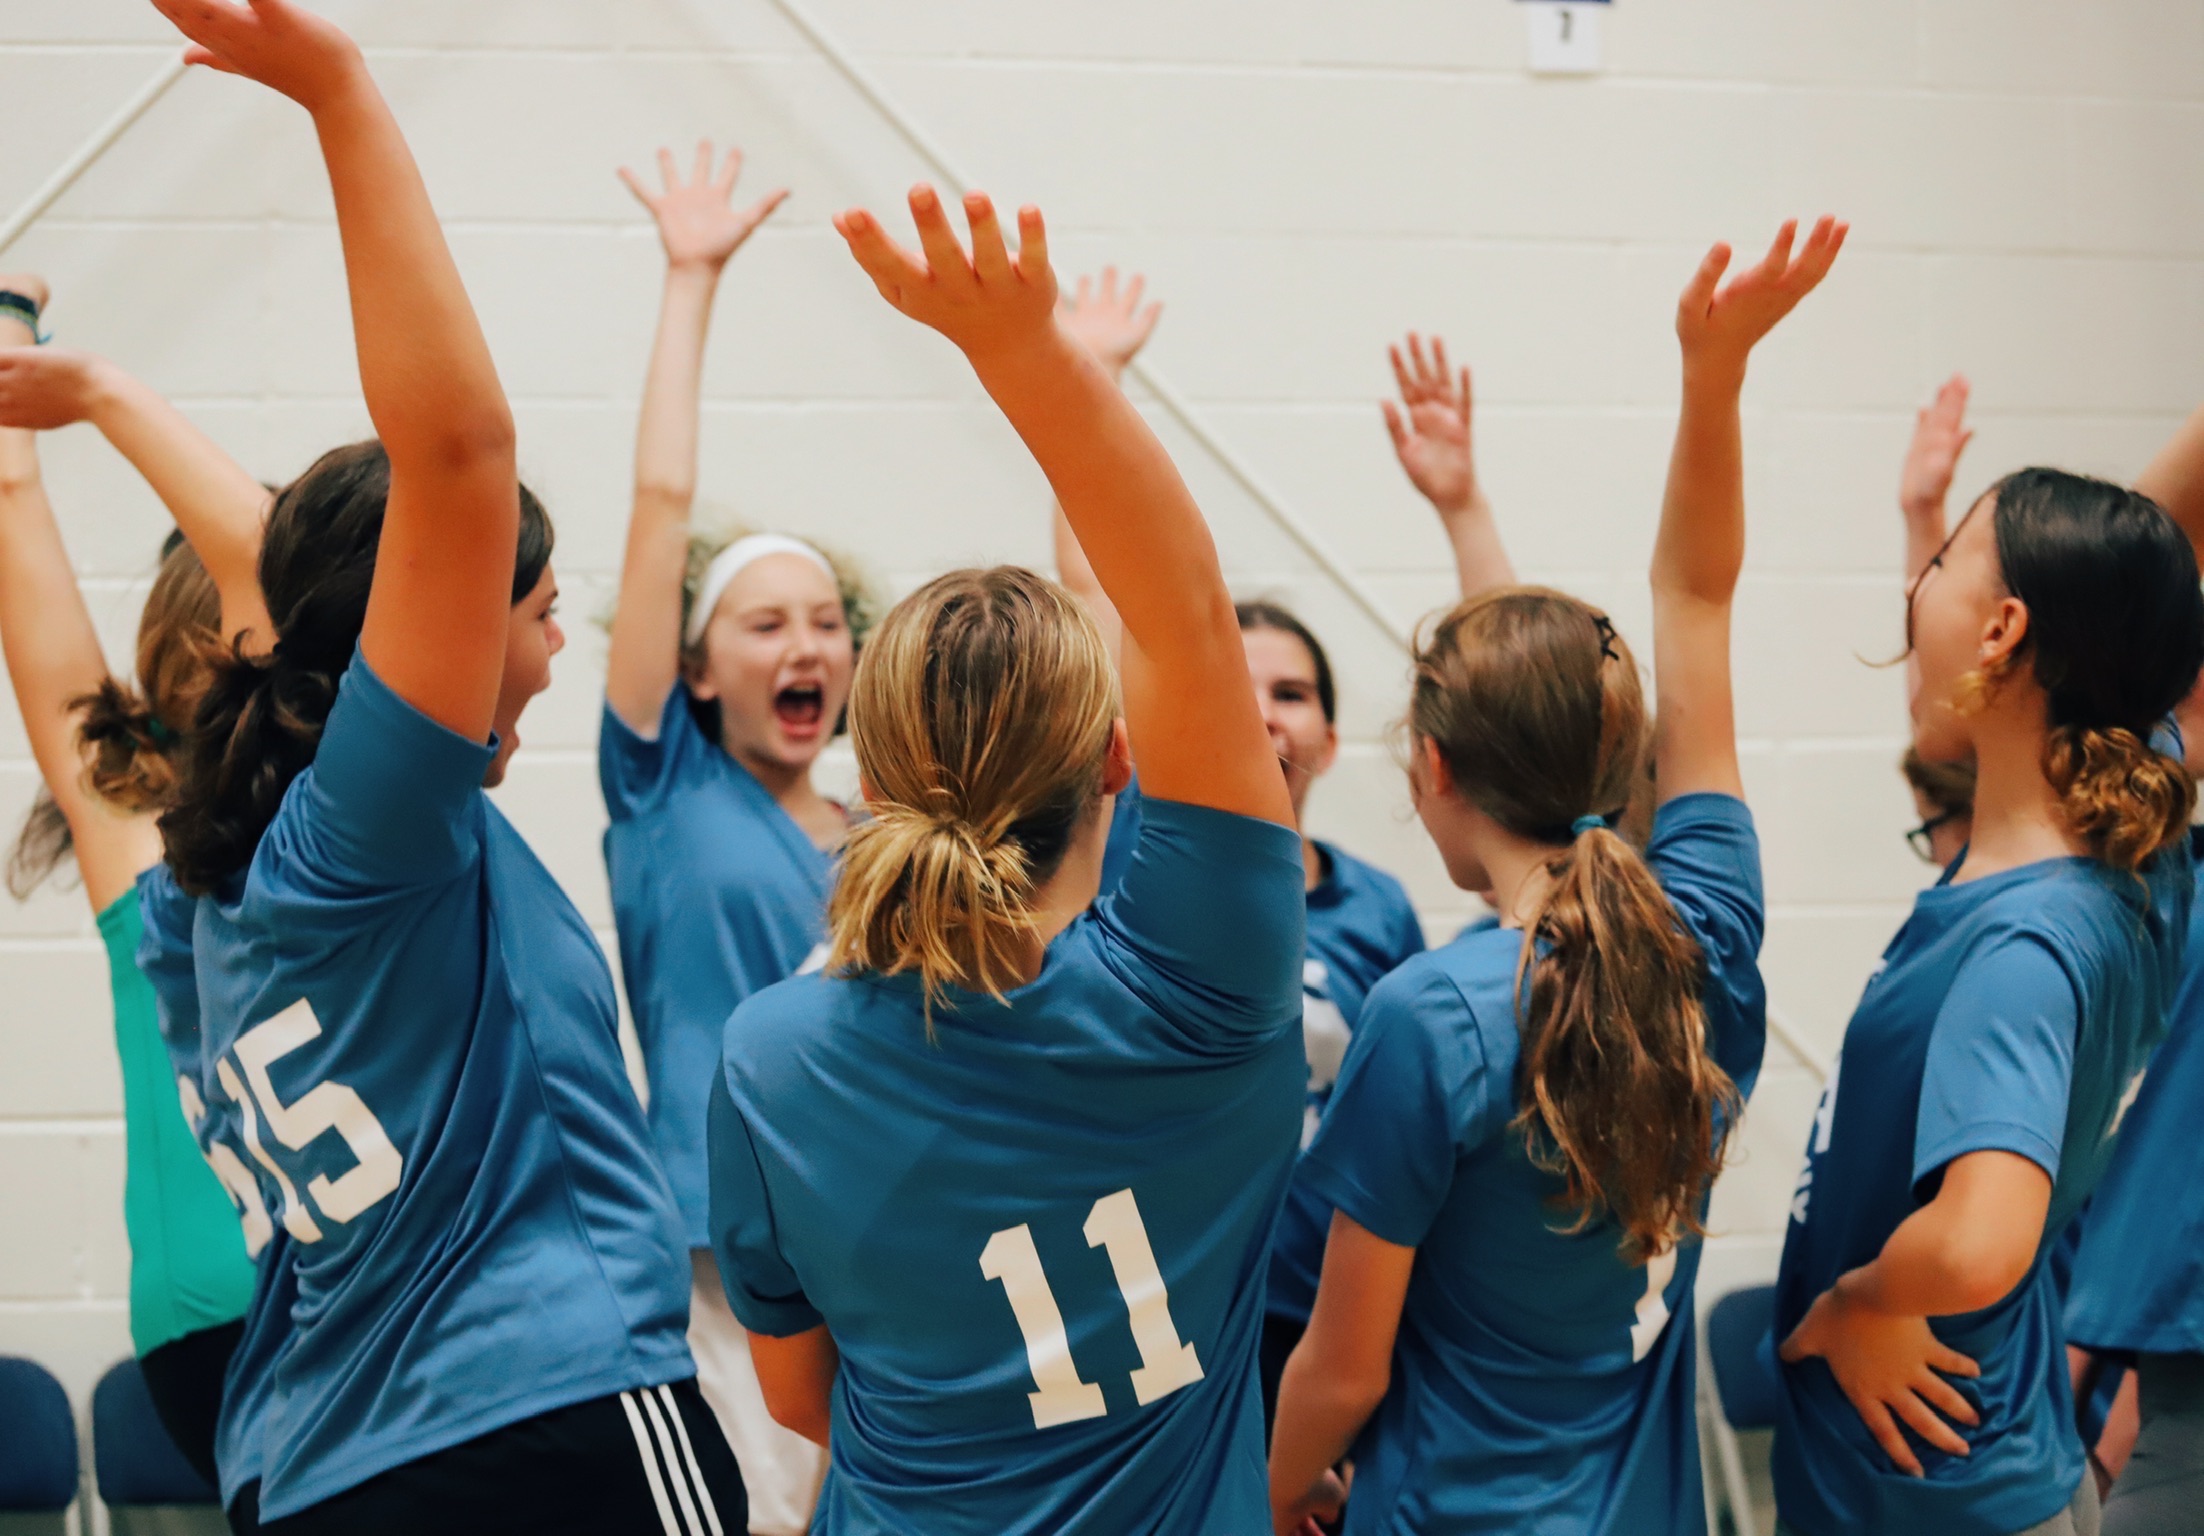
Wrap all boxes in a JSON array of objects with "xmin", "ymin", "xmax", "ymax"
[
  {"xmin": 835, "ymin": 185, "xmax": 1056, "ymax": 362},
  {"xmin": 1901, "ymin": 374, "xmax": 1973, "ymax": 521},
  {"xmin": 148, "ymin": 0, "xmax": 365, "ymax": 112},
  {"xmin": 1676, "ymin": 216, "xmax": 1849, "ymax": 380},
  {"xmin": 0, "ymin": 348, "xmax": 112, "ymax": 431},
  {"xmin": 619, "ymin": 142, "xmax": 787, "ymax": 274},
  {"xmin": 1060, "ymin": 267, "xmax": 1161, "ymax": 381},
  {"xmin": 1780, "ymin": 1286, "xmax": 1981, "ymax": 1479},
  {"xmin": 1383, "ymin": 332, "xmax": 1481, "ymax": 517}
]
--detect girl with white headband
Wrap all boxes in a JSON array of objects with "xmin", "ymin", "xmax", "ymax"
[{"xmin": 603, "ymin": 141, "xmax": 860, "ymax": 1534}]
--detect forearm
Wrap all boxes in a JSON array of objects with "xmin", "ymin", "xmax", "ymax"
[
  {"xmin": 1435, "ymin": 489, "xmax": 1515, "ymax": 599},
  {"xmin": 1268, "ymin": 1340, "xmax": 1381, "ymax": 1518},
  {"xmin": 1652, "ymin": 364, "xmax": 1747, "ymax": 606},
  {"xmin": 973, "ymin": 325, "xmax": 1231, "ymax": 657},
  {"xmin": 313, "ymin": 70, "xmax": 514, "ymax": 473},
  {"xmin": 1901, "ymin": 501, "xmax": 1949, "ymax": 586},
  {"xmin": 1837, "ymin": 1198, "xmax": 2030, "ymax": 1318},
  {"xmin": 2135, "ymin": 402, "xmax": 2204, "ymax": 559},
  {"xmin": 84, "ymin": 365, "xmax": 270, "ymax": 634},
  {"xmin": 0, "ymin": 434, "xmax": 116, "ymax": 800},
  {"xmin": 633, "ymin": 264, "xmax": 718, "ymax": 510}
]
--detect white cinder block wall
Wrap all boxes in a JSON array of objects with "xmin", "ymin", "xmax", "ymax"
[{"xmin": 3, "ymin": 0, "xmax": 2200, "ymax": 1422}]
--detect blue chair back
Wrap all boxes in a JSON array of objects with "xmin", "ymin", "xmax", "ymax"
[
  {"xmin": 0, "ymin": 1357, "xmax": 77, "ymax": 1512},
  {"xmin": 93, "ymin": 1359, "xmax": 218, "ymax": 1507},
  {"xmin": 1707, "ymin": 1284, "xmax": 1783, "ymax": 1431}
]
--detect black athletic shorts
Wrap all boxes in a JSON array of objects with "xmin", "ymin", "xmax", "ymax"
[
  {"xmin": 137, "ymin": 1319, "xmax": 244, "ymax": 1492},
  {"xmin": 228, "ymin": 1378, "xmax": 746, "ymax": 1536}
]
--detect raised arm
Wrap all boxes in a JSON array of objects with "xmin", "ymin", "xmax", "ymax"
[
  {"xmin": 1652, "ymin": 217, "xmax": 1846, "ymax": 803},
  {"xmin": 2134, "ymin": 401, "xmax": 2204, "ymax": 565},
  {"xmin": 839, "ymin": 188, "xmax": 1289, "ymax": 826},
  {"xmin": 1898, "ymin": 375, "xmax": 1973, "ymax": 585},
  {"xmin": 605, "ymin": 142, "xmax": 786, "ymax": 733},
  {"xmin": 1048, "ymin": 266, "xmax": 1161, "ymax": 654},
  {"xmin": 153, "ymin": 0, "xmax": 517, "ymax": 738},
  {"xmin": 1383, "ymin": 332, "xmax": 1514, "ymax": 599},
  {"xmin": 0, "ymin": 347, "xmax": 270, "ymax": 646},
  {"xmin": 0, "ymin": 285, "xmax": 160, "ymax": 909}
]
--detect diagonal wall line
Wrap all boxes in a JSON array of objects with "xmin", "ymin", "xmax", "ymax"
[
  {"xmin": 750, "ymin": 0, "xmax": 1413, "ymax": 655},
  {"xmin": 0, "ymin": 54, "xmax": 189, "ymax": 257}
]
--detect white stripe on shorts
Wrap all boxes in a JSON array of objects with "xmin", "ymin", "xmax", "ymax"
[
  {"xmin": 619, "ymin": 1389, "xmax": 685, "ymax": 1536},
  {"xmin": 654, "ymin": 1384, "xmax": 725, "ymax": 1536},
  {"xmin": 640, "ymin": 1386, "xmax": 707, "ymax": 1536}
]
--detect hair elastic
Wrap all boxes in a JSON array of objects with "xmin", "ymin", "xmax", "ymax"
[
  {"xmin": 685, "ymin": 533, "xmax": 837, "ymax": 647},
  {"xmin": 1591, "ymin": 613, "xmax": 1620, "ymax": 663},
  {"xmin": 1570, "ymin": 814, "xmax": 1609, "ymax": 838},
  {"xmin": 0, "ymin": 290, "xmax": 49, "ymax": 344}
]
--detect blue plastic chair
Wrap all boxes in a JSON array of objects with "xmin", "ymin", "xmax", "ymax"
[
  {"xmin": 0, "ymin": 1356, "xmax": 79, "ymax": 1519},
  {"xmin": 92, "ymin": 1359, "xmax": 220, "ymax": 1508},
  {"xmin": 1698, "ymin": 1285, "xmax": 1780, "ymax": 1536}
]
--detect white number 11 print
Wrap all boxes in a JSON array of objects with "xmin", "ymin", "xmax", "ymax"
[{"xmin": 980, "ymin": 1187, "xmax": 1205, "ymax": 1429}]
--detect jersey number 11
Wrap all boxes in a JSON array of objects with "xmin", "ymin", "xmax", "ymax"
[{"xmin": 980, "ymin": 1188, "xmax": 1204, "ymax": 1429}]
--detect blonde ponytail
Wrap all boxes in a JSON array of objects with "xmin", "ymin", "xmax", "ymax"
[{"xmin": 828, "ymin": 567, "xmax": 1119, "ymax": 1007}]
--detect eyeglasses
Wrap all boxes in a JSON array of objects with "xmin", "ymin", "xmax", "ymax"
[{"xmin": 1906, "ymin": 810, "xmax": 1964, "ymax": 864}]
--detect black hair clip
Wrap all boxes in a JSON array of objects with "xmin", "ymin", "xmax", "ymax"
[{"xmin": 1592, "ymin": 613, "xmax": 1620, "ymax": 663}]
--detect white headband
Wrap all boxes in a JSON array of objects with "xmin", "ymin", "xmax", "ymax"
[{"xmin": 685, "ymin": 534, "xmax": 838, "ymax": 647}]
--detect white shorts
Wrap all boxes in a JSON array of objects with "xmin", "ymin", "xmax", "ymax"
[{"xmin": 689, "ymin": 1251, "xmax": 828, "ymax": 1536}]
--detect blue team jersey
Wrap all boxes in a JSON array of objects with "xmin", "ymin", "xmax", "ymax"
[
  {"xmin": 1267, "ymin": 842, "xmax": 1426, "ymax": 1327},
  {"xmin": 709, "ymin": 796, "xmax": 1307, "ymax": 1534},
  {"xmin": 601, "ymin": 686, "xmax": 834, "ymax": 1246},
  {"xmin": 1773, "ymin": 836, "xmax": 2193, "ymax": 1536},
  {"xmin": 1098, "ymin": 772, "xmax": 1143, "ymax": 897},
  {"xmin": 2066, "ymin": 828, "xmax": 2204, "ymax": 1357},
  {"xmin": 167, "ymin": 655, "xmax": 693, "ymax": 1519},
  {"xmin": 1297, "ymin": 793, "xmax": 1767, "ymax": 1535},
  {"xmin": 140, "ymin": 866, "xmax": 285, "ymax": 1504}
]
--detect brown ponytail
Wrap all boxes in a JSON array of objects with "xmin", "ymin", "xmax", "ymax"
[
  {"xmin": 1412, "ymin": 588, "xmax": 1740, "ymax": 1260},
  {"xmin": 827, "ymin": 567, "xmax": 1118, "ymax": 1008},
  {"xmin": 1973, "ymin": 468, "xmax": 2204, "ymax": 872},
  {"xmin": 2042, "ymin": 725, "xmax": 2194, "ymax": 872}
]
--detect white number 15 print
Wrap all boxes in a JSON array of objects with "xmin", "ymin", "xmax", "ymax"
[{"xmin": 980, "ymin": 1188, "xmax": 1205, "ymax": 1429}]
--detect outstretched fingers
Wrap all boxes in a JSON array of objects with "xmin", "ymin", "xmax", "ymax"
[
  {"xmin": 1014, "ymin": 204, "xmax": 1049, "ymax": 286},
  {"xmin": 1786, "ymin": 216, "xmax": 1849, "ymax": 296},
  {"xmin": 908, "ymin": 185, "xmax": 974, "ymax": 288},
  {"xmin": 616, "ymin": 164, "xmax": 655, "ymax": 212},
  {"xmin": 656, "ymin": 147, "xmax": 679, "ymax": 196},
  {"xmin": 1677, "ymin": 241, "xmax": 1734, "ymax": 328},
  {"xmin": 964, "ymin": 192, "xmax": 1013, "ymax": 283},
  {"xmin": 834, "ymin": 208, "xmax": 927, "ymax": 307}
]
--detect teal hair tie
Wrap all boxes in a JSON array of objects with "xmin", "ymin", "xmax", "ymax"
[
  {"xmin": 146, "ymin": 717, "xmax": 176, "ymax": 745},
  {"xmin": 0, "ymin": 290, "xmax": 49, "ymax": 344},
  {"xmin": 1570, "ymin": 814, "xmax": 1608, "ymax": 838}
]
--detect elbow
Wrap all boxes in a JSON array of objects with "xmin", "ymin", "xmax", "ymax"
[
  {"xmin": 1927, "ymin": 1230, "xmax": 2035, "ymax": 1315},
  {"xmin": 408, "ymin": 409, "xmax": 518, "ymax": 480},
  {"xmin": 762, "ymin": 1391, "xmax": 830, "ymax": 1448}
]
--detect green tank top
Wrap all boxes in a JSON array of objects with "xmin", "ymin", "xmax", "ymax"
[{"xmin": 100, "ymin": 887, "xmax": 255, "ymax": 1356}]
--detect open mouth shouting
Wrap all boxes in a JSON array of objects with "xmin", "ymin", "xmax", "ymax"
[{"xmin": 775, "ymin": 681, "xmax": 827, "ymax": 738}]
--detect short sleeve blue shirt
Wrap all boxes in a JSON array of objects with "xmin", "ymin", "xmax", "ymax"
[
  {"xmin": 175, "ymin": 656, "xmax": 693, "ymax": 1520},
  {"xmin": 1297, "ymin": 794, "xmax": 1768, "ymax": 1535},
  {"xmin": 1773, "ymin": 838, "xmax": 2192, "ymax": 1536},
  {"xmin": 2066, "ymin": 829, "xmax": 2204, "ymax": 1357},
  {"xmin": 1267, "ymin": 841, "xmax": 1426, "ymax": 1327},
  {"xmin": 601, "ymin": 687, "xmax": 834, "ymax": 1246},
  {"xmin": 709, "ymin": 796, "xmax": 1307, "ymax": 1534}
]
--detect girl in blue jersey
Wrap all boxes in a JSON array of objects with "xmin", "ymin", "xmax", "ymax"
[
  {"xmin": 142, "ymin": 3, "xmax": 740, "ymax": 1530},
  {"xmin": 2059, "ymin": 401, "xmax": 2204, "ymax": 1534},
  {"xmin": 0, "ymin": 281, "xmax": 269, "ymax": 1486},
  {"xmin": 605, "ymin": 139, "xmax": 859, "ymax": 1536},
  {"xmin": 706, "ymin": 186, "xmax": 1306, "ymax": 1534},
  {"xmin": 1270, "ymin": 217, "xmax": 1848, "ymax": 1536},
  {"xmin": 1771, "ymin": 428, "xmax": 2204, "ymax": 1536}
]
